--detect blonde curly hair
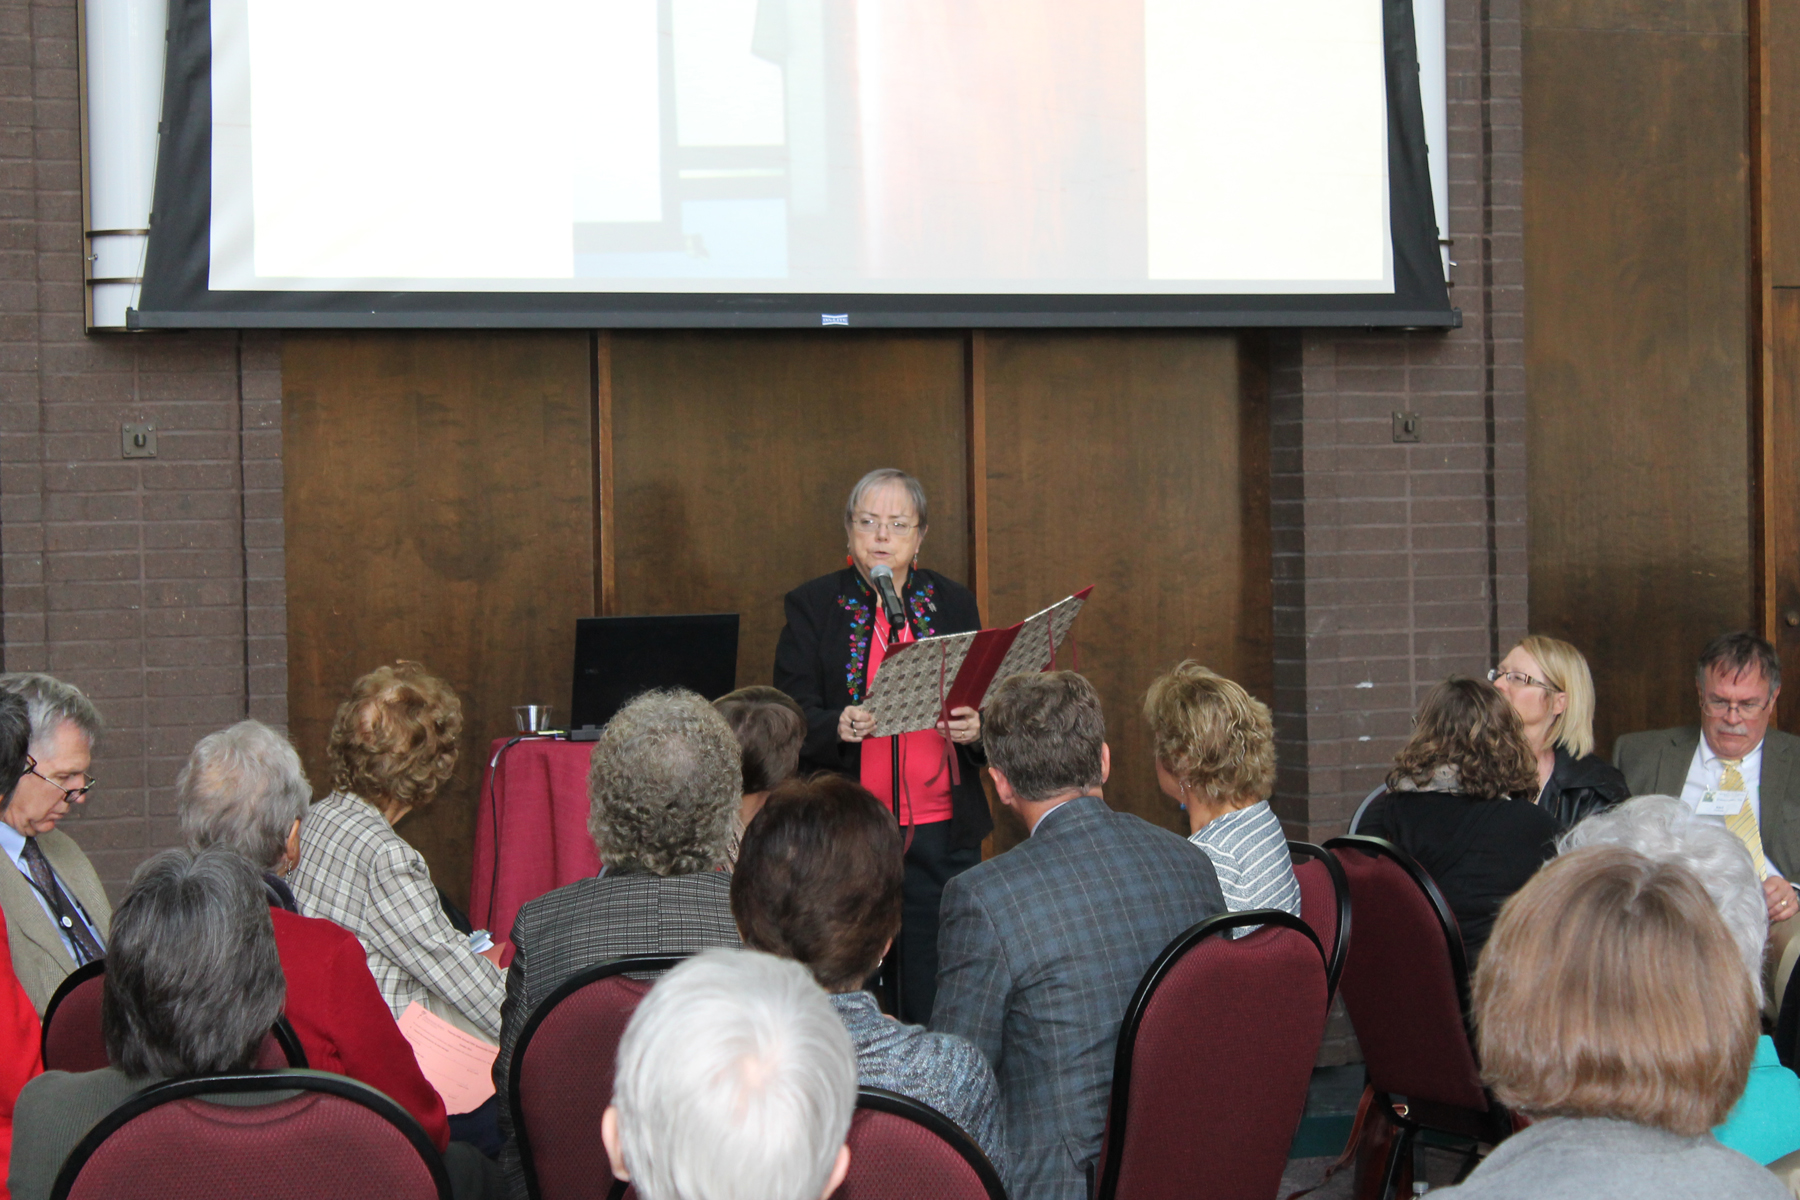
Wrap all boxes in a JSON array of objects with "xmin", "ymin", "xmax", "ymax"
[
  {"xmin": 1142, "ymin": 662, "xmax": 1276, "ymax": 808},
  {"xmin": 327, "ymin": 662, "xmax": 462, "ymax": 812}
]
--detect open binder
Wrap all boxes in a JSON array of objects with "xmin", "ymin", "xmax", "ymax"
[{"xmin": 863, "ymin": 587, "xmax": 1094, "ymax": 737}]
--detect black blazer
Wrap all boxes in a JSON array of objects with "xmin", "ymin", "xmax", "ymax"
[
  {"xmin": 1537, "ymin": 746, "xmax": 1629, "ymax": 831},
  {"xmin": 774, "ymin": 566, "xmax": 994, "ymax": 850}
]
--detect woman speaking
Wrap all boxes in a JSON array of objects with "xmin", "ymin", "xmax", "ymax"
[{"xmin": 774, "ymin": 468, "xmax": 991, "ymax": 1023}]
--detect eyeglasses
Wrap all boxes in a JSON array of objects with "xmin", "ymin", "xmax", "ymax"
[
  {"xmin": 1487, "ymin": 668, "xmax": 1560, "ymax": 694},
  {"xmin": 1702, "ymin": 695, "xmax": 1771, "ymax": 719},
  {"xmin": 23, "ymin": 755, "xmax": 96, "ymax": 800},
  {"xmin": 851, "ymin": 515, "xmax": 918, "ymax": 536}
]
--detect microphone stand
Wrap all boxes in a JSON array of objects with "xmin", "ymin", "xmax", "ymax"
[{"xmin": 884, "ymin": 604, "xmax": 907, "ymax": 1021}]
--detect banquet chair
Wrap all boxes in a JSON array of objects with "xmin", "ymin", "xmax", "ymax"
[
  {"xmin": 1289, "ymin": 841, "xmax": 1351, "ymax": 999},
  {"xmin": 48, "ymin": 1072, "xmax": 449, "ymax": 1200},
  {"xmin": 41, "ymin": 959, "xmax": 305, "ymax": 1073},
  {"xmin": 1093, "ymin": 909, "xmax": 1328, "ymax": 1200},
  {"xmin": 836, "ymin": 1087, "xmax": 1007, "ymax": 1200},
  {"xmin": 1324, "ymin": 835, "xmax": 1518, "ymax": 1200},
  {"xmin": 511, "ymin": 953, "xmax": 688, "ymax": 1200}
]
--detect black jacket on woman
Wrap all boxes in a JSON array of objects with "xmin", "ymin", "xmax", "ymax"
[
  {"xmin": 1537, "ymin": 746, "xmax": 1630, "ymax": 831},
  {"xmin": 774, "ymin": 566, "xmax": 993, "ymax": 851}
]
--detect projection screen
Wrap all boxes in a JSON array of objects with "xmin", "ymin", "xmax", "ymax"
[{"xmin": 135, "ymin": 0, "xmax": 1454, "ymax": 329}]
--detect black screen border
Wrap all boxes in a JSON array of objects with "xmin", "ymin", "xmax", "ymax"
[{"xmin": 134, "ymin": 0, "xmax": 1456, "ymax": 330}]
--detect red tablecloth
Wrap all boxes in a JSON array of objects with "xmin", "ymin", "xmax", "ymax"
[{"xmin": 470, "ymin": 736, "xmax": 601, "ymax": 949}]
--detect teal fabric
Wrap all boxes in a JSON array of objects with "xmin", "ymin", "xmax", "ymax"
[{"xmin": 1714, "ymin": 1035, "xmax": 1800, "ymax": 1165}]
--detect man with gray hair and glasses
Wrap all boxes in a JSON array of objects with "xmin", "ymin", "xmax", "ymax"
[
  {"xmin": 1615, "ymin": 632, "xmax": 1800, "ymax": 932},
  {"xmin": 0, "ymin": 673, "xmax": 109, "ymax": 1012},
  {"xmin": 603, "ymin": 948, "xmax": 856, "ymax": 1200}
]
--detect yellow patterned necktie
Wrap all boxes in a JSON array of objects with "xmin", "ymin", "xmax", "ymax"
[{"xmin": 1719, "ymin": 759, "xmax": 1769, "ymax": 879}]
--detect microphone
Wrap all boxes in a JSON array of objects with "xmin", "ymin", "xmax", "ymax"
[{"xmin": 870, "ymin": 563, "xmax": 907, "ymax": 630}]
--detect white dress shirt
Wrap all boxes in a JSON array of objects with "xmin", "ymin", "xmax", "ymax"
[
  {"xmin": 1679, "ymin": 737, "xmax": 1778, "ymax": 877},
  {"xmin": 0, "ymin": 823, "xmax": 105, "ymax": 960}
]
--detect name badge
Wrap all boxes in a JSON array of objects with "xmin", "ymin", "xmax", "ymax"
[{"xmin": 1696, "ymin": 789, "xmax": 1750, "ymax": 817}]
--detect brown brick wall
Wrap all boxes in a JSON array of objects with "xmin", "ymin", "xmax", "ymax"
[
  {"xmin": 2, "ymin": 0, "xmax": 284, "ymax": 899},
  {"xmin": 1272, "ymin": 0, "xmax": 1528, "ymax": 856}
]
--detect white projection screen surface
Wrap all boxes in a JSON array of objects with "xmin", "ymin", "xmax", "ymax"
[{"xmin": 137, "ymin": 0, "xmax": 1454, "ymax": 328}]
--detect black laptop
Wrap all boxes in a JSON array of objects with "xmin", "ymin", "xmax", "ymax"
[{"xmin": 569, "ymin": 614, "xmax": 740, "ymax": 730}]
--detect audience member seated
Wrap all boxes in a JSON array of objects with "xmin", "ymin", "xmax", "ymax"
[
  {"xmin": 602, "ymin": 948, "xmax": 855, "ymax": 1200},
  {"xmin": 1143, "ymin": 661, "xmax": 1299, "ymax": 926},
  {"xmin": 1489, "ymin": 635, "xmax": 1627, "ymax": 829},
  {"xmin": 731, "ymin": 774, "xmax": 1006, "ymax": 1177},
  {"xmin": 494, "ymin": 688, "xmax": 743, "ymax": 1197},
  {"xmin": 1359, "ymin": 676, "xmax": 1558, "ymax": 971},
  {"xmin": 930, "ymin": 671, "xmax": 1224, "ymax": 1200},
  {"xmin": 1429, "ymin": 845, "xmax": 1788, "ymax": 1199},
  {"xmin": 0, "ymin": 694, "xmax": 44, "ymax": 1192},
  {"xmin": 176, "ymin": 719, "xmax": 451, "ymax": 1150},
  {"xmin": 0, "ymin": 674, "xmax": 110, "ymax": 1013},
  {"xmin": 288, "ymin": 662, "xmax": 504, "ymax": 1038},
  {"xmin": 712, "ymin": 685, "xmax": 807, "ymax": 864},
  {"xmin": 1615, "ymin": 631, "xmax": 1800, "ymax": 932},
  {"xmin": 1559, "ymin": 795, "xmax": 1800, "ymax": 1165}
]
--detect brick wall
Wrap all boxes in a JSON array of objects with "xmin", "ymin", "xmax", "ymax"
[
  {"xmin": 1, "ymin": 0, "xmax": 284, "ymax": 899},
  {"xmin": 1271, "ymin": 0, "xmax": 1528, "ymax": 852}
]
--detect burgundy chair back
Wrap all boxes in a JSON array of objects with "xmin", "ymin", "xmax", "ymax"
[
  {"xmin": 1094, "ymin": 910, "xmax": 1328, "ymax": 1200},
  {"xmin": 1324, "ymin": 836, "xmax": 1488, "ymax": 1113},
  {"xmin": 42, "ymin": 961, "xmax": 306, "ymax": 1073},
  {"xmin": 835, "ymin": 1088, "xmax": 1005, "ymax": 1200},
  {"xmin": 50, "ymin": 1073, "xmax": 449, "ymax": 1200},
  {"xmin": 41, "ymin": 961, "xmax": 107, "ymax": 1073},
  {"xmin": 511, "ymin": 955, "xmax": 687, "ymax": 1200},
  {"xmin": 1288, "ymin": 841, "xmax": 1351, "ymax": 998}
]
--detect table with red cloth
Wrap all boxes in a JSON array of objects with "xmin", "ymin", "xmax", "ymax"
[{"xmin": 470, "ymin": 736, "xmax": 601, "ymax": 950}]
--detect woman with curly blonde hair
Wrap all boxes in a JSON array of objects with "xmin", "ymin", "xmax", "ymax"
[
  {"xmin": 1143, "ymin": 662, "xmax": 1300, "ymax": 924},
  {"xmin": 1359, "ymin": 675, "xmax": 1560, "ymax": 970},
  {"xmin": 288, "ymin": 662, "xmax": 504, "ymax": 1040}
]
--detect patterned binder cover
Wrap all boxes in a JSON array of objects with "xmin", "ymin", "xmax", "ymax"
[{"xmin": 863, "ymin": 587, "xmax": 1092, "ymax": 737}]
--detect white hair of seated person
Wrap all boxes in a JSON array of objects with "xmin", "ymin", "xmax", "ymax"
[
  {"xmin": 603, "ymin": 948, "xmax": 856, "ymax": 1200},
  {"xmin": 1559, "ymin": 794, "xmax": 1769, "ymax": 1004}
]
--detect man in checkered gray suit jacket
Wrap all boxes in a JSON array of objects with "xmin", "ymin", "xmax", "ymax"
[
  {"xmin": 492, "ymin": 690, "xmax": 744, "ymax": 1200},
  {"xmin": 931, "ymin": 672, "xmax": 1224, "ymax": 1200}
]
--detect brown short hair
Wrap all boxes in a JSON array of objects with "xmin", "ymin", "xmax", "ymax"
[
  {"xmin": 328, "ymin": 662, "xmax": 462, "ymax": 810},
  {"xmin": 713, "ymin": 687, "xmax": 807, "ymax": 794},
  {"xmin": 730, "ymin": 775, "xmax": 902, "ymax": 992},
  {"xmin": 983, "ymin": 671, "xmax": 1106, "ymax": 801},
  {"xmin": 1475, "ymin": 845, "xmax": 1757, "ymax": 1135},
  {"xmin": 1387, "ymin": 676, "xmax": 1537, "ymax": 801},
  {"xmin": 1143, "ymin": 662, "xmax": 1275, "ymax": 807}
]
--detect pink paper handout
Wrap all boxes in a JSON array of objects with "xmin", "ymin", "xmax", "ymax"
[{"xmin": 397, "ymin": 1001, "xmax": 499, "ymax": 1115}]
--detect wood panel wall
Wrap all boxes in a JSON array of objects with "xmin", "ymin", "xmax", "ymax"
[
  {"xmin": 1762, "ymin": 1, "xmax": 1800, "ymax": 730},
  {"xmin": 1523, "ymin": 0, "xmax": 1753, "ymax": 753},
  {"xmin": 286, "ymin": 329, "xmax": 1271, "ymax": 893},
  {"xmin": 284, "ymin": 333, "xmax": 596, "ymax": 909}
]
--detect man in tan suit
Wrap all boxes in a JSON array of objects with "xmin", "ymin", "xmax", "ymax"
[{"xmin": 0, "ymin": 673, "xmax": 111, "ymax": 1012}]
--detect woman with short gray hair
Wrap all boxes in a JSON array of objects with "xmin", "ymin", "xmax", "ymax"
[
  {"xmin": 177, "ymin": 720, "xmax": 311, "ymax": 907},
  {"xmin": 8, "ymin": 848, "xmax": 284, "ymax": 1200},
  {"xmin": 1560, "ymin": 795, "xmax": 1800, "ymax": 1166},
  {"xmin": 773, "ymin": 468, "xmax": 991, "ymax": 1023}
]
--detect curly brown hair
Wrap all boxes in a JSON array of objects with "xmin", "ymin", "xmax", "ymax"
[
  {"xmin": 1387, "ymin": 676, "xmax": 1538, "ymax": 801},
  {"xmin": 1142, "ymin": 661, "xmax": 1276, "ymax": 807},
  {"xmin": 327, "ymin": 662, "xmax": 462, "ymax": 811}
]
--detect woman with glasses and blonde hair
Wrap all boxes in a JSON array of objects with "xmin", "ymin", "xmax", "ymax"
[
  {"xmin": 1488, "ymin": 635, "xmax": 1628, "ymax": 830},
  {"xmin": 773, "ymin": 468, "xmax": 990, "ymax": 1024}
]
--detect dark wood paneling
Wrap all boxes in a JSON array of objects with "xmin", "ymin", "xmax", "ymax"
[
  {"xmin": 981, "ymin": 333, "xmax": 1272, "ymax": 849},
  {"xmin": 1772, "ymin": 290, "xmax": 1800, "ymax": 729},
  {"xmin": 284, "ymin": 333, "xmax": 594, "ymax": 909},
  {"xmin": 1523, "ymin": 21, "xmax": 1752, "ymax": 753},
  {"xmin": 1766, "ymin": 0, "xmax": 1800, "ymax": 286},
  {"xmin": 606, "ymin": 333, "xmax": 969, "ymax": 693}
]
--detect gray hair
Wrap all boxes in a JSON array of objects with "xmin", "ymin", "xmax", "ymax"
[
  {"xmin": 613, "ymin": 949, "xmax": 856, "ymax": 1200},
  {"xmin": 843, "ymin": 468, "xmax": 929, "ymax": 530},
  {"xmin": 1696, "ymin": 631, "xmax": 1782, "ymax": 692},
  {"xmin": 1559, "ymin": 795, "xmax": 1768, "ymax": 1004},
  {"xmin": 0, "ymin": 672, "xmax": 102, "ymax": 755},
  {"xmin": 589, "ymin": 689, "xmax": 741, "ymax": 875},
  {"xmin": 103, "ymin": 847, "xmax": 285, "ymax": 1078},
  {"xmin": 177, "ymin": 721, "xmax": 312, "ymax": 872}
]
